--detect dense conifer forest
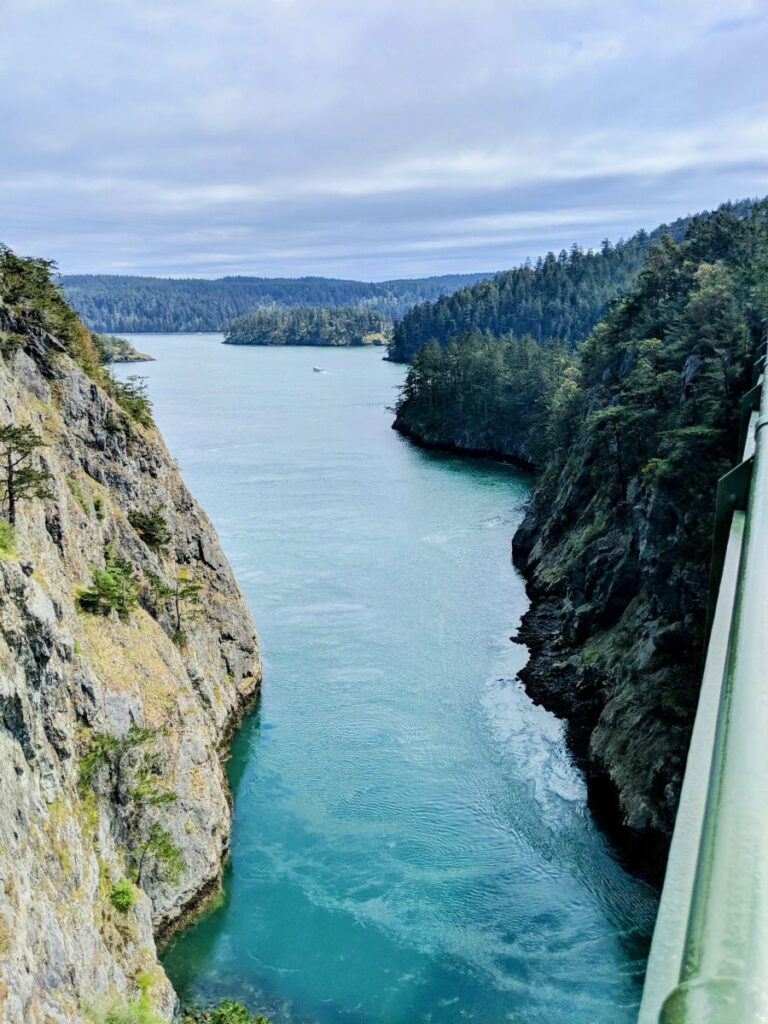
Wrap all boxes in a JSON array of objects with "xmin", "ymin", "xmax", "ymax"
[
  {"xmin": 394, "ymin": 332, "xmax": 571, "ymax": 464},
  {"xmin": 388, "ymin": 201, "xmax": 758, "ymax": 362},
  {"xmin": 58, "ymin": 272, "xmax": 494, "ymax": 334},
  {"xmin": 224, "ymin": 306, "xmax": 392, "ymax": 346},
  {"xmin": 395, "ymin": 199, "xmax": 767, "ymax": 466}
]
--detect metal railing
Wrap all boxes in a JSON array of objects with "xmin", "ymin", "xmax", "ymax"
[{"xmin": 638, "ymin": 344, "xmax": 768, "ymax": 1023}]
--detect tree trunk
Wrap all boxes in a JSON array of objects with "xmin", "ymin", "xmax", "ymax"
[{"xmin": 6, "ymin": 451, "xmax": 15, "ymax": 526}]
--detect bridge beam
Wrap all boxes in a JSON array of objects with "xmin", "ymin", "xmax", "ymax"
[{"xmin": 639, "ymin": 357, "xmax": 768, "ymax": 1024}]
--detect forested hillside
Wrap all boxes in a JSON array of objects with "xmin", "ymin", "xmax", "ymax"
[
  {"xmin": 389, "ymin": 201, "xmax": 758, "ymax": 362},
  {"xmin": 395, "ymin": 199, "xmax": 768, "ymax": 867},
  {"xmin": 394, "ymin": 333, "xmax": 572, "ymax": 464},
  {"xmin": 224, "ymin": 306, "xmax": 392, "ymax": 346},
  {"xmin": 59, "ymin": 272, "xmax": 493, "ymax": 333}
]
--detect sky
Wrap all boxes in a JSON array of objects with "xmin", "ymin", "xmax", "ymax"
[{"xmin": 1, "ymin": 0, "xmax": 766, "ymax": 280}]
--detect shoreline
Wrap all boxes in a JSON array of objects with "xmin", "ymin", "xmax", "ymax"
[
  {"xmin": 391, "ymin": 417, "xmax": 537, "ymax": 472},
  {"xmin": 394, "ymin": 418, "xmax": 664, "ymax": 886}
]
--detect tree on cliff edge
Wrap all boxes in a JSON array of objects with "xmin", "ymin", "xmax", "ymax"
[{"xmin": 0, "ymin": 424, "xmax": 54, "ymax": 525}]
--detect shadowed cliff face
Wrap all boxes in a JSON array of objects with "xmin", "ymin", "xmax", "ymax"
[
  {"xmin": 512, "ymin": 452, "xmax": 709, "ymax": 874},
  {"xmin": 0, "ymin": 299, "xmax": 260, "ymax": 1022},
  {"xmin": 511, "ymin": 208, "xmax": 768, "ymax": 875}
]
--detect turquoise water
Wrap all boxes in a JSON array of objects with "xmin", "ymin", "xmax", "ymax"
[{"xmin": 119, "ymin": 336, "xmax": 656, "ymax": 1024}]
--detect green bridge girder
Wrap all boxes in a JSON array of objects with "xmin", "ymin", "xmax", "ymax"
[{"xmin": 638, "ymin": 349, "xmax": 768, "ymax": 1023}]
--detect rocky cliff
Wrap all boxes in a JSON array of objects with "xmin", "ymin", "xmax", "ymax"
[
  {"xmin": 512, "ymin": 453, "xmax": 707, "ymax": 872},
  {"xmin": 512, "ymin": 206, "xmax": 767, "ymax": 873},
  {"xmin": 0, "ymin": 278, "xmax": 260, "ymax": 1022}
]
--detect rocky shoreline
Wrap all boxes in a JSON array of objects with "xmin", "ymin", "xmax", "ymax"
[
  {"xmin": 393, "ymin": 412, "xmax": 691, "ymax": 882},
  {"xmin": 392, "ymin": 416, "xmax": 537, "ymax": 472},
  {"xmin": 509, "ymin": 553, "xmax": 676, "ymax": 881}
]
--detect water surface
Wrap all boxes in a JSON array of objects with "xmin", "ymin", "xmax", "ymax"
[{"xmin": 119, "ymin": 336, "xmax": 656, "ymax": 1024}]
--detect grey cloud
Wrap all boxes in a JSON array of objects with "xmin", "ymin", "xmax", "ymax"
[{"xmin": 1, "ymin": 0, "xmax": 766, "ymax": 277}]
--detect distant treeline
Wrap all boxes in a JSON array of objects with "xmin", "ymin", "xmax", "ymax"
[
  {"xmin": 58, "ymin": 272, "xmax": 494, "ymax": 334},
  {"xmin": 388, "ymin": 201, "xmax": 759, "ymax": 362},
  {"xmin": 224, "ymin": 306, "xmax": 392, "ymax": 347}
]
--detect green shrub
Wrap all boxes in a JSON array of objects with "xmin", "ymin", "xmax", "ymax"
[
  {"xmin": 211, "ymin": 1002, "xmax": 270, "ymax": 1024},
  {"xmin": 128, "ymin": 506, "xmax": 171, "ymax": 552},
  {"xmin": 78, "ymin": 731, "xmax": 119, "ymax": 791},
  {"xmin": 0, "ymin": 520, "xmax": 15, "ymax": 558},
  {"xmin": 135, "ymin": 821, "xmax": 185, "ymax": 886},
  {"xmin": 78, "ymin": 724, "xmax": 155, "ymax": 791},
  {"xmin": 78, "ymin": 548, "xmax": 138, "ymax": 617},
  {"xmin": 93, "ymin": 495, "xmax": 105, "ymax": 520},
  {"xmin": 107, "ymin": 375, "xmax": 154, "ymax": 427},
  {"xmin": 104, "ymin": 410, "xmax": 123, "ymax": 434},
  {"xmin": 0, "ymin": 332, "xmax": 24, "ymax": 359},
  {"xmin": 110, "ymin": 878, "xmax": 135, "ymax": 913},
  {"xmin": 182, "ymin": 1000, "xmax": 272, "ymax": 1024},
  {"xmin": 67, "ymin": 476, "xmax": 92, "ymax": 514}
]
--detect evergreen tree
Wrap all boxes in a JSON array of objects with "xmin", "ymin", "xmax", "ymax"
[
  {"xmin": 0, "ymin": 425, "xmax": 54, "ymax": 525},
  {"xmin": 389, "ymin": 200, "xmax": 760, "ymax": 362}
]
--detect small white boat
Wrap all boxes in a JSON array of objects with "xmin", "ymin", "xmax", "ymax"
[{"xmin": 313, "ymin": 366, "xmax": 325, "ymax": 373}]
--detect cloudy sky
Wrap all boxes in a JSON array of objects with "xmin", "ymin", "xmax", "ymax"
[{"xmin": 1, "ymin": 0, "xmax": 766, "ymax": 279}]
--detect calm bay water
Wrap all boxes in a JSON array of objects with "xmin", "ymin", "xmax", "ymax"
[{"xmin": 119, "ymin": 335, "xmax": 656, "ymax": 1024}]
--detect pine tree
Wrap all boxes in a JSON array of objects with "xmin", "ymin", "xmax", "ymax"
[{"xmin": 0, "ymin": 424, "xmax": 54, "ymax": 525}]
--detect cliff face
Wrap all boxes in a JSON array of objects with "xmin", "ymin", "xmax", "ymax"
[
  {"xmin": 392, "ymin": 414, "xmax": 537, "ymax": 468},
  {"xmin": 0, "ymin": 302, "xmax": 260, "ymax": 1022},
  {"xmin": 512, "ymin": 448, "xmax": 708, "ymax": 870},
  {"xmin": 511, "ymin": 208, "xmax": 767, "ymax": 873}
]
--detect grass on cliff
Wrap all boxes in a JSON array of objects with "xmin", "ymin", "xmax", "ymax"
[
  {"xmin": 84, "ymin": 973, "xmax": 163, "ymax": 1024},
  {"xmin": 0, "ymin": 520, "xmax": 15, "ymax": 558}
]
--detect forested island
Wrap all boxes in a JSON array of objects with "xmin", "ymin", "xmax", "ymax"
[
  {"xmin": 224, "ymin": 306, "xmax": 392, "ymax": 347},
  {"xmin": 59, "ymin": 271, "xmax": 494, "ymax": 334},
  {"xmin": 395, "ymin": 198, "xmax": 768, "ymax": 868},
  {"xmin": 93, "ymin": 332, "xmax": 153, "ymax": 363},
  {"xmin": 388, "ymin": 200, "xmax": 757, "ymax": 362}
]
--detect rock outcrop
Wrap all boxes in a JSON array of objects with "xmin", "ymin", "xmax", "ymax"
[
  {"xmin": 510, "ymin": 206, "xmax": 767, "ymax": 875},
  {"xmin": 512, "ymin": 457, "xmax": 705, "ymax": 874},
  {"xmin": 0, "ymin": 301, "xmax": 260, "ymax": 1022},
  {"xmin": 392, "ymin": 414, "xmax": 536, "ymax": 469}
]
